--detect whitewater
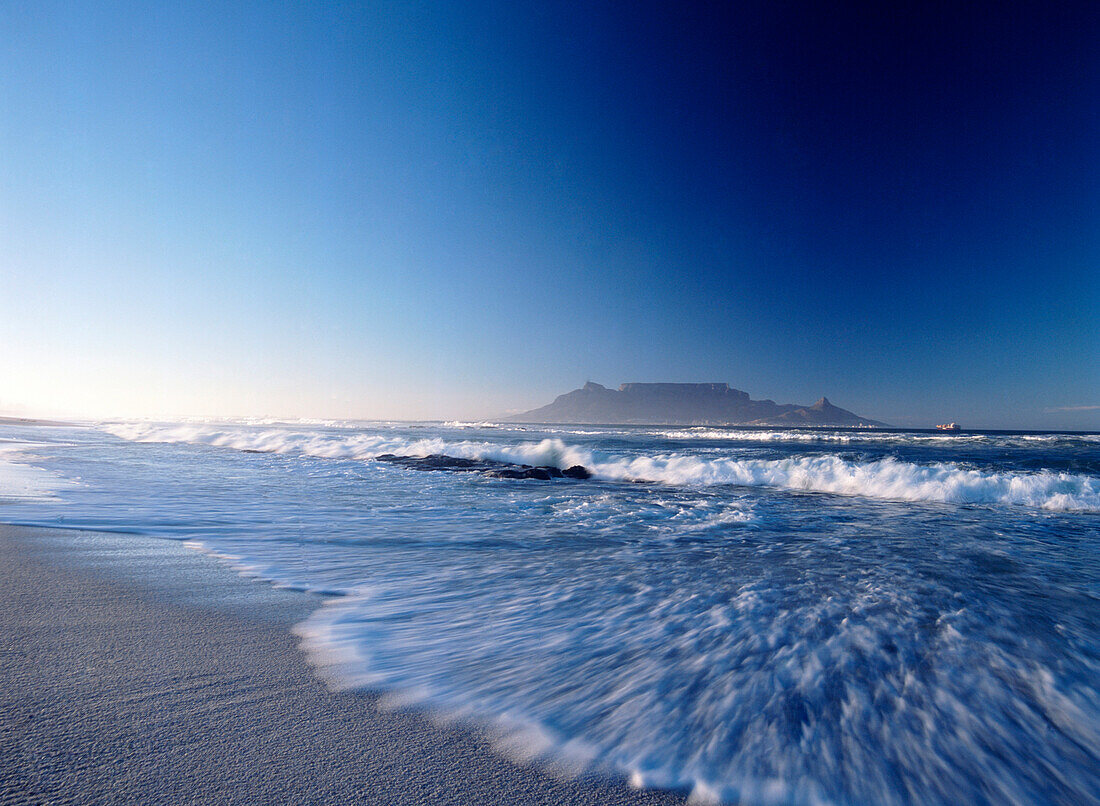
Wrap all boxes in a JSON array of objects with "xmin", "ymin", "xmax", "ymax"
[{"xmin": 1, "ymin": 419, "xmax": 1098, "ymax": 804}]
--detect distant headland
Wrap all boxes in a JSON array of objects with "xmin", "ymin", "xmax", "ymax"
[{"xmin": 508, "ymin": 382, "xmax": 888, "ymax": 427}]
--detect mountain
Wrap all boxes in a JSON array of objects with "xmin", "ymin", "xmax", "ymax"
[{"xmin": 507, "ymin": 383, "xmax": 887, "ymax": 427}]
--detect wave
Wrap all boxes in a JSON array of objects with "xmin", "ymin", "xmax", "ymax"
[
  {"xmin": 648, "ymin": 427, "xmax": 1100, "ymax": 447},
  {"xmin": 294, "ymin": 572, "xmax": 1100, "ymax": 805},
  {"xmin": 105, "ymin": 424, "xmax": 1100, "ymax": 512},
  {"xmin": 0, "ymin": 442, "xmax": 74, "ymax": 502},
  {"xmin": 591, "ymin": 452, "xmax": 1100, "ymax": 512}
]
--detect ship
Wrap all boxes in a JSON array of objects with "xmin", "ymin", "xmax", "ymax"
[{"xmin": 935, "ymin": 422, "xmax": 960, "ymax": 431}]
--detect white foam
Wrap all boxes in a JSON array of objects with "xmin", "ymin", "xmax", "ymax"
[
  {"xmin": 584, "ymin": 452, "xmax": 1100, "ymax": 512},
  {"xmin": 292, "ymin": 563, "xmax": 1100, "ymax": 805},
  {"xmin": 106, "ymin": 424, "xmax": 1100, "ymax": 512},
  {"xmin": 649, "ymin": 428, "xmax": 1100, "ymax": 446}
]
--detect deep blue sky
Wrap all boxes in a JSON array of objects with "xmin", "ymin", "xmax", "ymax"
[{"xmin": 2, "ymin": 1, "xmax": 1097, "ymax": 426}]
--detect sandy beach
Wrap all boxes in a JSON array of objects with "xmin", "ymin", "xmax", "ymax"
[{"xmin": 0, "ymin": 525, "xmax": 685, "ymax": 805}]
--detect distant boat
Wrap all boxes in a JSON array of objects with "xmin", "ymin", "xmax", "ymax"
[{"xmin": 935, "ymin": 423, "xmax": 961, "ymax": 431}]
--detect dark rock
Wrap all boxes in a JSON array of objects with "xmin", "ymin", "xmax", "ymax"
[
  {"xmin": 376, "ymin": 453, "xmax": 588, "ymax": 482},
  {"xmin": 375, "ymin": 454, "xmax": 480, "ymax": 471}
]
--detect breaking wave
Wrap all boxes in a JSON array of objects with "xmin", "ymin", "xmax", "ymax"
[
  {"xmin": 105, "ymin": 424, "xmax": 1100, "ymax": 512},
  {"xmin": 648, "ymin": 428, "xmax": 1100, "ymax": 447}
]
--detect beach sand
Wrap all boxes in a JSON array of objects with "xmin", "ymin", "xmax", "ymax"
[{"xmin": 0, "ymin": 525, "xmax": 685, "ymax": 805}]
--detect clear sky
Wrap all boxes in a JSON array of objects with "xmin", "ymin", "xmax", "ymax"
[{"xmin": 2, "ymin": 1, "xmax": 1097, "ymax": 428}]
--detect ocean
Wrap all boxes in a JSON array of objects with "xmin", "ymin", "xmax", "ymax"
[{"xmin": 1, "ymin": 420, "xmax": 1098, "ymax": 804}]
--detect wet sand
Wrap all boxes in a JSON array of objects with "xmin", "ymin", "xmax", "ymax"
[{"xmin": 0, "ymin": 525, "xmax": 685, "ymax": 805}]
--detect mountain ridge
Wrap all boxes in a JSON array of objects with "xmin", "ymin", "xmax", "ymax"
[{"xmin": 507, "ymin": 382, "xmax": 888, "ymax": 427}]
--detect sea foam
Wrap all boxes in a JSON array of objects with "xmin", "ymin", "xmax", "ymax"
[{"xmin": 105, "ymin": 424, "xmax": 1100, "ymax": 512}]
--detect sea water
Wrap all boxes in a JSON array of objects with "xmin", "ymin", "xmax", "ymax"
[{"xmin": 1, "ymin": 420, "xmax": 1098, "ymax": 804}]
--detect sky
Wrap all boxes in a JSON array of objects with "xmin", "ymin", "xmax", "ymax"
[{"xmin": 1, "ymin": 1, "xmax": 1097, "ymax": 428}]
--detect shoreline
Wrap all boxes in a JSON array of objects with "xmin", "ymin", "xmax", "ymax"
[{"xmin": 0, "ymin": 524, "xmax": 686, "ymax": 805}]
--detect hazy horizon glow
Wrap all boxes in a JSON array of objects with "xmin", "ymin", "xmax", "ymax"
[{"xmin": 2, "ymin": 2, "xmax": 1097, "ymax": 428}]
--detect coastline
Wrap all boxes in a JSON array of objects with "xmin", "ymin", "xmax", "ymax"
[{"xmin": 0, "ymin": 524, "xmax": 685, "ymax": 805}]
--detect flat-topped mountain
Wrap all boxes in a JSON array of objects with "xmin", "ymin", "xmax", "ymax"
[{"xmin": 508, "ymin": 382, "xmax": 887, "ymax": 427}]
